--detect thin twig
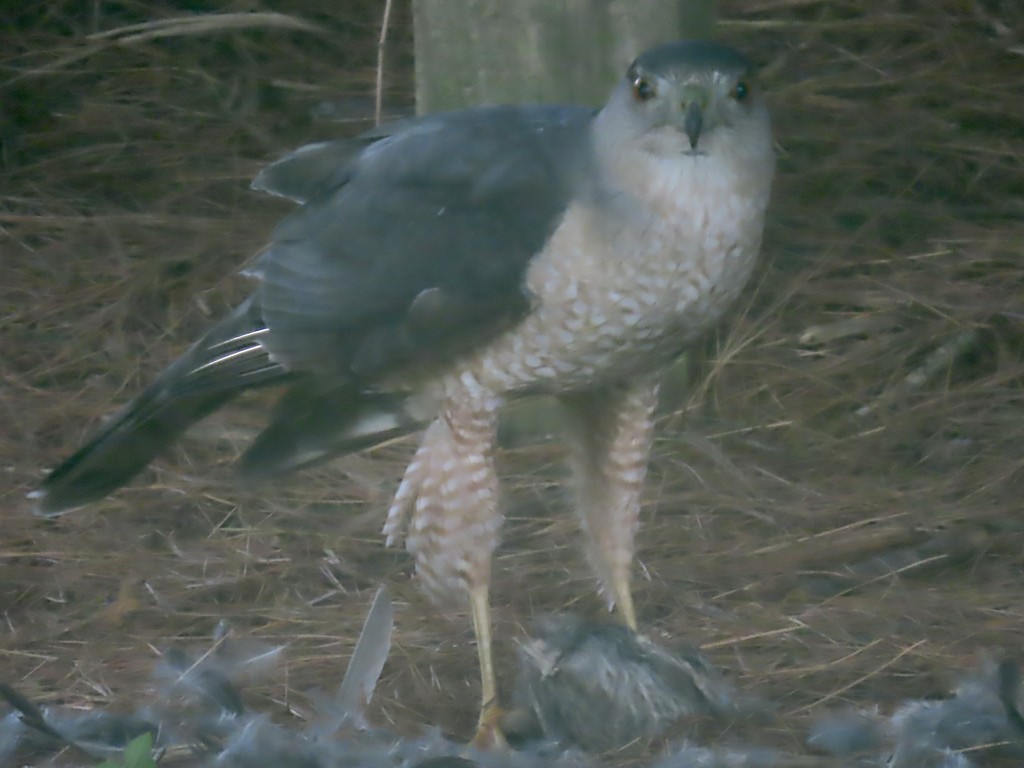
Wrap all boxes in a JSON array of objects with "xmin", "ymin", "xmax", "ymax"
[
  {"xmin": 787, "ymin": 639, "xmax": 928, "ymax": 715},
  {"xmin": 375, "ymin": 0, "xmax": 395, "ymax": 125}
]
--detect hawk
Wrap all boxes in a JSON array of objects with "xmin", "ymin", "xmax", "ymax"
[{"xmin": 33, "ymin": 40, "xmax": 774, "ymax": 743}]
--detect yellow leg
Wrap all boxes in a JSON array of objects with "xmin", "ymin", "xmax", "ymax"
[
  {"xmin": 560, "ymin": 376, "xmax": 659, "ymax": 636},
  {"xmin": 470, "ymin": 583, "xmax": 506, "ymax": 748},
  {"xmin": 614, "ymin": 573, "xmax": 638, "ymax": 631}
]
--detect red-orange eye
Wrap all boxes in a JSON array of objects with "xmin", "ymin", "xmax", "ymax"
[{"xmin": 632, "ymin": 77, "xmax": 656, "ymax": 101}]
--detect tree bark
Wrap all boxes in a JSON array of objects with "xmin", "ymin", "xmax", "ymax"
[{"xmin": 412, "ymin": 0, "xmax": 715, "ymax": 113}]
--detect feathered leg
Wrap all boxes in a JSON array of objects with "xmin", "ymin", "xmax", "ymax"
[
  {"xmin": 383, "ymin": 377, "xmax": 505, "ymax": 744},
  {"xmin": 560, "ymin": 374, "xmax": 660, "ymax": 630}
]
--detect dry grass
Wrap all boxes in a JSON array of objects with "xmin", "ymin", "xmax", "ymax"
[{"xmin": 2, "ymin": 0, "xmax": 1023, "ymax": 765}]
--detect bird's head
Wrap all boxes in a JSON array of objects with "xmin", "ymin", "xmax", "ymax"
[{"xmin": 596, "ymin": 40, "xmax": 772, "ymax": 163}]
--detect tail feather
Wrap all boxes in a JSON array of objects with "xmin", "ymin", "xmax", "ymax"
[
  {"xmin": 236, "ymin": 382, "xmax": 423, "ymax": 479},
  {"xmin": 32, "ymin": 295, "xmax": 430, "ymax": 514},
  {"xmin": 33, "ymin": 298, "xmax": 288, "ymax": 516},
  {"xmin": 32, "ymin": 388, "xmax": 237, "ymax": 516}
]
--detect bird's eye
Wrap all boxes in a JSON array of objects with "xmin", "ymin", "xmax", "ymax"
[
  {"xmin": 733, "ymin": 81, "xmax": 750, "ymax": 102},
  {"xmin": 632, "ymin": 77, "xmax": 656, "ymax": 102}
]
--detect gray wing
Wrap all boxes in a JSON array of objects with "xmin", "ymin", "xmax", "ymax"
[
  {"xmin": 33, "ymin": 105, "xmax": 596, "ymax": 512},
  {"xmin": 251, "ymin": 104, "xmax": 594, "ymax": 378}
]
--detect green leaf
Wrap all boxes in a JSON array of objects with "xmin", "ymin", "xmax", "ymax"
[{"xmin": 121, "ymin": 731, "xmax": 156, "ymax": 768}]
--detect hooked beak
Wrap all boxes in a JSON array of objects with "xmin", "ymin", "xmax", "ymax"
[
  {"xmin": 677, "ymin": 83, "xmax": 709, "ymax": 151},
  {"xmin": 683, "ymin": 100, "xmax": 703, "ymax": 150}
]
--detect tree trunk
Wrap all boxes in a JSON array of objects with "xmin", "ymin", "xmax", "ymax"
[{"xmin": 412, "ymin": 0, "xmax": 715, "ymax": 113}]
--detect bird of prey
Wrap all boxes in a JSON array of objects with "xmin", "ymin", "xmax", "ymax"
[{"xmin": 32, "ymin": 40, "xmax": 774, "ymax": 743}]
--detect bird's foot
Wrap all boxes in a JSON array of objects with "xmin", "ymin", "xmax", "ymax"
[{"xmin": 471, "ymin": 702, "xmax": 507, "ymax": 750}]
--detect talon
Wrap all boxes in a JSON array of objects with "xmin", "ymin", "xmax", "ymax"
[{"xmin": 472, "ymin": 701, "xmax": 508, "ymax": 749}]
